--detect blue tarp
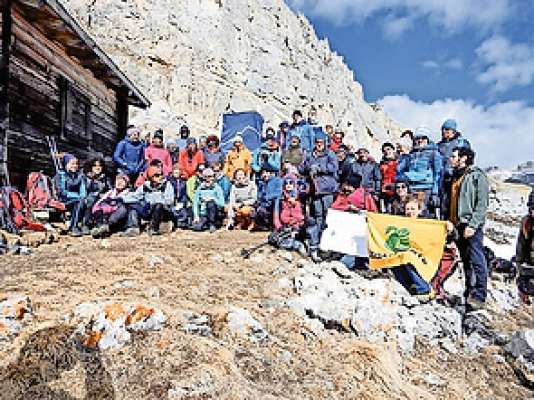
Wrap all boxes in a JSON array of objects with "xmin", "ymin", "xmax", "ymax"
[{"xmin": 221, "ymin": 111, "xmax": 264, "ymax": 154}]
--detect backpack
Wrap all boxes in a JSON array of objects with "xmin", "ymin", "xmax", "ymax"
[
  {"xmin": 26, "ymin": 172, "xmax": 66, "ymax": 211},
  {"xmin": 0, "ymin": 186, "xmax": 44, "ymax": 233}
]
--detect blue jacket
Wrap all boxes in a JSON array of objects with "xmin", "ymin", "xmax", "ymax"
[
  {"xmin": 252, "ymin": 143, "xmax": 281, "ymax": 173},
  {"xmin": 397, "ymin": 142, "xmax": 443, "ymax": 194},
  {"xmin": 438, "ymin": 133, "xmax": 471, "ymax": 176},
  {"xmin": 215, "ymin": 175, "xmax": 232, "ymax": 202},
  {"xmin": 299, "ymin": 150, "xmax": 338, "ymax": 195},
  {"xmin": 112, "ymin": 137, "xmax": 145, "ymax": 175},
  {"xmin": 351, "ymin": 160, "xmax": 381, "ymax": 194},
  {"xmin": 288, "ymin": 121, "xmax": 315, "ymax": 152},
  {"xmin": 55, "ymin": 171, "xmax": 86, "ymax": 202},
  {"xmin": 256, "ymin": 176, "xmax": 283, "ymax": 208},
  {"xmin": 193, "ymin": 183, "xmax": 225, "ymax": 218}
]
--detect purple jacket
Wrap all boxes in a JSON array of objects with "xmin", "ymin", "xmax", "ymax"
[{"xmin": 299, "ymin": 150, "xmax": 339, "ymax": 195}]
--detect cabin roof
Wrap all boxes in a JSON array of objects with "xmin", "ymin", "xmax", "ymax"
[{"xmin": 13, "ymin": 0, "xmax": 151, "ymax": 109}]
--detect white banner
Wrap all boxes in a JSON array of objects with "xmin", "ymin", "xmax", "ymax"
[{"xmin": 319, "ymin": 209, "xmax": 369, "ymax": 257}]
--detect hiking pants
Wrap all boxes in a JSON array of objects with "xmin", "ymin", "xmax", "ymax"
[
  {"xmin": 391, "ymin": 264, "xmax": 431, "ymax": 295},
  {"xmin": 431, "ymin": 245, "xmax": 459, "ymax": 296},
  {"xmin": 311, "ymin": 194, "xmax": 334, "ymax": 234},
  {"xmin": 192, "ymin": 201, "xmax": 221, "ymax": 231},
  {"xmin": 65, "ymin": 199, "xmax": 85, "ymax": 230},
  {"xmin": 457, "ymin": 226, "xmax": 488, "ymax": 302},
  {"xmin": 127, "ymin": 203, "xmax": 173, "ymax": 231},
  {"xmin": 252, "ymin": 203, "xmax": 274, "ymax": 229},
  {"xmin": 82, "ymin": 195, "xmax": 100, "ymax": 227},
  {"xmin": 305, "ymin": 217, "xmax": 320, "ymax": 251},
  {"xmin": 173, "ymin": 206, "xmax": 192, "ymax": 229},
  {"xmin": 93, "ymin": 205, "xmax": 128, "ymax": 232}
]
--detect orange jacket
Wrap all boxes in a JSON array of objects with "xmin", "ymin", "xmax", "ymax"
[
  {"xmin": 223, "ymin": 146, "xmax": 252, "ymax": 178},
  {"xmin": 178, "ymin": 149, "xmax": 205, "ymax": 179}
]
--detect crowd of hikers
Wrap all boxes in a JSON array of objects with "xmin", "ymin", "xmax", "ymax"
[{"xmin": 2, "ymin": 108, "xmax": 533, "ymax": 309}]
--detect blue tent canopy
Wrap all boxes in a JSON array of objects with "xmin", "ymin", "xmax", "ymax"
[{"xmin": 220, "ymin": 111, "xmax": 264, "ymax": 154}]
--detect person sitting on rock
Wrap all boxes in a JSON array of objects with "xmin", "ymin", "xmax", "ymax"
[
  {"xmin": 390, "ymin": 196, "xmax": 435, "ymax": 301},
  {"xmin": 178, "ymin": 137, "xmax": 205, "ymax": 180},
  {"xmin": 272, "ymin": 174, "xmax": 320, "ymax": 262},
  {"xmin": 192, "ymin": 168, "xmax": 225, "ymax": 233},
  {"xmin": 226, "ymin": 168, "xmax": 257, "ymax": 230},
  {"xmin": 90, "ymin": 174, "xmax": 131, "ymax": 238},
  {"xmin": 144, "ymin": 129, "xmax": 173, "ymax": 176},
  {"xmin": 223, "ymin": 135, "xmax": 252, "ymax": 179},
  {"xmin": 55, "ymin": 153, "xmax": 88, "ymax": 237},
  {"xmin": 515, "ymin": 196, "xmax": 534, "ymax": 305},
  {"xmin": 250, "ymin": 166, "xmax": 282, "ymax": 231},
  {"xmin": 203, "ymin": 135, "xmax": 225, "ymax": 168},
  {"xmin": 82, "ymin": 158, "xmax": 112, "ymax": 229},
  {"xmin": 212, "ymin": 162, "xmax": 232, "ymax": 202},
  {"xmin": 387, "ymin": 179, "xmax": 411, "ymax": 216},
  {"xmin": 121, "ymin": 165, "xmax": 175, "ymax": 236}
]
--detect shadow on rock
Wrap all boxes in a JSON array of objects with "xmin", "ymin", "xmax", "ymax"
[{"xmin": 0, "ymin": 325, "xmax": 115, "ymax": 399}]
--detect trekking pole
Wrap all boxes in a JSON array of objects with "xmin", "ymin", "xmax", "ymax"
[
  {"xmin": 45, "ymin": 136, "xmax": 60, "ymax": 174},
  {"xmin": 240, "ymin": 230, "xmax": 292, "ymax": 259}
]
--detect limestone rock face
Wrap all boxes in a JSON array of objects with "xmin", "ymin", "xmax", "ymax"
[{"xmin": 61, "ymin": 0, "xmax": 401, "ymax": 153}]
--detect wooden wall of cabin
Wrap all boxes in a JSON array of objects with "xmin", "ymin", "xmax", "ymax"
[{"xmin": 7, "ymin": 5, "xmax": 122, "ymax": 189}]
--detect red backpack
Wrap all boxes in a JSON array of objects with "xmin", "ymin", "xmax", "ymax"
[
  {"xmin": 0, "ymin": 186, "xmax": 44, "ymax": 233},
  {"xmin": 26, "ymin": 172, "xmax": 66, "ymax": 211}
]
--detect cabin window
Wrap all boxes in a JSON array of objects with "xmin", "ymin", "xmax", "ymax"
[{"xmin": 59, "ymin": 77, "xmax": 92, "ymax": 144}]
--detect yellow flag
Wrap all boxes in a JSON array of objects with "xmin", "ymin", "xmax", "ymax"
[{"xmin": 367, "ymin": 212, "xmax": 447, "ymax": 282}]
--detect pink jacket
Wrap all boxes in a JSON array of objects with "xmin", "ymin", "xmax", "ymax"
[
  {"xmin": 274, "ymin": 196, "xmax": 305, "ymax": 230},
  {"xmin": 331, "ymin": 188, "xmax": 378, "ymax": 212},
  {"xmin": 145, "ymin": 145, "xmax": 173, "ymax": 176},
  {"xmin": 92, "ymin": 189, "xmax": 128, "ymax": 215}
]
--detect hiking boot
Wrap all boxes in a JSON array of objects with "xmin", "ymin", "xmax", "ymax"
[
  {"xmin": 81, "ymin": 226, "xmax": 91, "ymax": 236},
  {"xmin": 296, "ymin": 242, "xmax": 308, "ymax": 258},
  {"xmin": 147, "ymin": 228, "xmax": 161, "ymax": 236},
  {"xmin": 91, "ymin": 224, "xmax": 109, "ymax": 239},
  {"xmin": 209, "ymin": 224, "xmax": 217, "ymax": 233},
  {"xmin": 310, "ymin": 250, "xmax": 322, "ymax": 263},
  {"xmin": 414, "ymin": 290, "xmax": 436, "ymax": 303},
  {"xmin": 120, "ymin": 227, "xmax": 140, "ymax": 237},
  {"xmin": 466, "ymin": 296, "xmax": 485, "ymax": 311},
  {"xmin": 69, "ymin": 227, "xmax": 82, "ymax": 237}
]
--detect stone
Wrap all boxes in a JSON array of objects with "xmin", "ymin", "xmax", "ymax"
[
  {"xmin": 281, "ymin": 252, "xmax": 293, "ymax": 262},
  {"xmin": 183, "ymin": 313, "xmax": 212, "ymax": 337},
  {"xmin": 463, "ymin": 333, "xmax": 490, "ymax": 354},
  {"xmin": 504, "ymin": 330, "xmax": 534, "ymax": 367},
  {"xmin": 422, "ymin": 371, "xmax": 446, "ymax": 387},
  {"xmin": 113, "ymin": 280, "xmax": 135, "ymax": 290},
  {"xmin": 211, "ymin": 254, "xmax": 224, "ymax": 263},
  {"xmin": 227, "ymin": 307, "xmax": 268, "ymax": 342},
  {"xmin": 147, "ymin": 255, "xmax": 165, "ymax": 268},
  {"xmin": 145, "ymin": 286, "xmax": 161, "ymax": 299}
]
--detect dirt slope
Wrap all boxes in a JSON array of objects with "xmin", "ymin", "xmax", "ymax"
[{"xmin": 0, "ymin": 230, "xmax": 532, "ymax": 399}]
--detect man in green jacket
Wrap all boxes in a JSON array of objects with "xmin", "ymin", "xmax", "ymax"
[{"xmin": 448, "ymin": 147, "xmax": 489, "ymax": 310}]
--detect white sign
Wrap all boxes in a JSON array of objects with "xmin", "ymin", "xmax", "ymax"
[{"xmin": 320, "ymin": 209, "xmax": 369, "ymax": 257}]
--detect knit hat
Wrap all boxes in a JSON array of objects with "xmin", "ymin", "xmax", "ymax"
[
  {"xmin": 166, "ymin": 138, "xmax": 177, "ymax": 147},
  {"xmin": 153, "ymin": 129, "xmax": 164, "ymax": 141},
  {"xmin": 279, "ymin": 121, "xmax": 289, "ymax": 129},
  {"xmin": 441, "ymin": 119, "xmax": 457, "ymax": 131},
  {"xmin": 314, "ymin": 131, "xmax": 327, "ymax": 142},
  {"xmin": 202, "ymin": 168, "xmax": 215, "ymax": 178},
  {"xmin": 126, "ymin": 126, "xmax": 140, "ymax": 137},
  {"xmin": 290, "ymin": 132, "xmax": 301, "ymax": 141},
  {"xmin": 413, "ymin": 125, "xmax": 431, "ymax": 139},
  {"xmin": 265, "ymin": 133, "xmax": 275, "ymax": 141},
  {"xmin": 62, "ymin": 153, "xmax": 76, "ymax": 167},
  {"xmin": 336, "ymin": 144, "xmax": 349, "ymax": 153},
  {"xmin": 207, "ymin": 135, "xmax": 219, "ymax": 146},
  {"xmin": 186, "ymin": 137, "xmax": 197, "ymax": 145},
  {"xmin": 262, "ymin": 164, "xmax": 278, "ymax": 173},
  {"xmin": 233, "ymin": 135, "xmax": 244, "ymax": 143},
  {"xmin": 527, "ymin": 189, "xmax": 534, "ymax": 208}
]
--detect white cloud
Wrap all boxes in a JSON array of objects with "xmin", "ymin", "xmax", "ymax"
[
  {"xmin": 421, "ymin": 58, "xmax": 463, "ymax": 74},
  {"xmin": 475, "ymin": 35, "xmax": 534, "ymax": 92},
  {"xmin": 444, "ymin": 58, "xmax": 463, "ymax": 70},
  {"xmin": 378, "ymin": 94, "xmax": 534, "ymax": 168},
  {"xmin": 288, "ymin": 0, "xmax": 512, "ymax": 38},
  {"xmin": 421, "ymin": 60, "xmax": 440, "ymax": 70}
]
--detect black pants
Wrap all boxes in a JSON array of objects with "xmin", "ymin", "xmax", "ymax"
[
  {"xmin": 127, "ymin": 203, "xmax": 173, "ymax": 231},
  {"xmin": 93, "ymin": 204, "xmax": 128, "ymax": 232},
  {"xmin": 192, "ymin": 201, "xmax": 222, "ymax": 231}
]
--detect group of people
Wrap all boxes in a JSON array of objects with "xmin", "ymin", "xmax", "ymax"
[{"xmin": 51, "ymin": 108, "xmax": 530, "ymax": 309}]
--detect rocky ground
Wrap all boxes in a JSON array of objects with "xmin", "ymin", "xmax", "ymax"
[{"xmin": 0, "ymin": 228, "xmax": 532, "ymax": 399}]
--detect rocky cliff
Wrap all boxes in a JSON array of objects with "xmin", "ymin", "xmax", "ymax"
[{"xmin": 62, "ymin": 0, "xmax": 401, "ymax": 151}]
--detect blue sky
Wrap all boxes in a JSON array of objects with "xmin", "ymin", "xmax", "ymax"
[{"xmin": 287, "ymin": 0, "xmax": 534, "ymax": 168}]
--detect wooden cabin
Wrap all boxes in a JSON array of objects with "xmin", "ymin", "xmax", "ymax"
[{"xmin": 0, "ymin": 0, "xmax": 150, "ymax": 189}]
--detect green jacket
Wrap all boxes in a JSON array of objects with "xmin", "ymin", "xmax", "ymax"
[{"xmin": 456, "ymin": 166, "xmax": 489, "ymax": 230}]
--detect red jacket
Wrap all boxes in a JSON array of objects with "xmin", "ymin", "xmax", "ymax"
[
  {"xmin": 331, "ymin": 188, "xmax": 378, "ymax": 212},
  {"xmin": 178, "ymin": 149, "xmax": 205, "ymax": 179},
  {"xmin": 145, "ymin": 145, "xmax": 173, "ymax": 176},
  {"xmin": 380, "ymin": 158, "xmax": 398, "ymax": 197}
]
